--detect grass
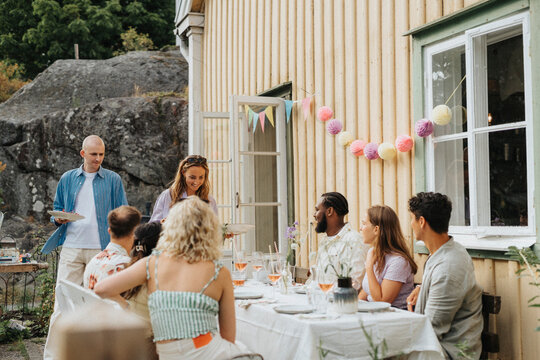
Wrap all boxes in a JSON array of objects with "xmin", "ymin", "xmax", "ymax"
[{"xmin": 7, "ymin": 339, "xmax": 29, "ymax": 360}]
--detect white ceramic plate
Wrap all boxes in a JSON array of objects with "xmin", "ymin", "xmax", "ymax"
[
  {"xmin": 234, "ymin": 289, "xmax": 264, "ymax": 300},
  {"xmin": 293, "ymin": 286, "xmax": 307, "ymax": 294},
  {"xmin": 357, "ymin": 301, "xmax": 391, "ymax": 312},
  {"xmin": 274, "ymin": 304, "xmax": 315, "ymax": 314},
  {"xmin": 48, "ymin": 211, "xmax": 85, "ymax": 221}
]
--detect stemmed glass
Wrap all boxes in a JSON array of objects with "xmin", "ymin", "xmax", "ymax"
[
  {"xmin": 317, "ymin": 265, "xmax": 337, "ymax": 312},
  {"xmin": 251, "ymin": 251, "xmax": 264, "ymax": 281},
  {"xmin": 234, "ymin": 251, "xmax": 248, "ymax": 273},
  {"xmin": 265, "ymin": 256, "xmax": 285, "ymax": 299}
]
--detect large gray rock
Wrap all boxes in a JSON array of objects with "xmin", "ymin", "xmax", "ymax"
[{"xmin": 0, "ymin": 50, "xmax": 189, "ymax": 225}]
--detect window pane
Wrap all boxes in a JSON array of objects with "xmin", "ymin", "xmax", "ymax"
[
  {"xmin": 433, "ymin": 138, "xmax": 469, "ymax": 226},
  {"xmin": 475, "ymin": 128, "xmax": 527, "ymax": 226},
  {"xmin": 431, "ymin": 45, "xmax": 467, "ymax": 137},
  {"xmin": 487, "ymin": 33, "xmax": 524, "ymax": 127}
]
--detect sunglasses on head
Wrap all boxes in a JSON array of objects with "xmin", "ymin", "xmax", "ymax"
[{"xmin": 186, "ymin": 156, "xmax": 207, "ymax": 165}]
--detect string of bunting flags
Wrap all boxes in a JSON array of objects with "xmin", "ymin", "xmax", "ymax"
[
  {"xmin": 243, "ymin": 96, "xmax": 313, "ymax": 133},
  {"xmin": 243, "ymin": 87, "xmax": 459, "ymax": 160}
]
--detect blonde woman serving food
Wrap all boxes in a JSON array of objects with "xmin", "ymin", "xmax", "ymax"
[
  {"xmin": 358, "ymin": 205, "xmax": 417, "ymax": 309},
  {"xmin": 150, "ymin": 155, "xmax": 218, "ymax": 222},
  {"xmin": 95, "ymin": 197, "xmax": 244, "ymax": 359}
]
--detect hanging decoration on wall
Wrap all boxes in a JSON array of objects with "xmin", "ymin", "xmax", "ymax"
[
  {"xmin": 415, "ymin": 74, "xmax": 467, "ymax": 134},
  {"xmin": 337, "ymin": 131, "xmax": 354, "ymax": 147},
  {"xmin": 350, "ymin": 140, "xmax": 367, "ymax": 157},
  {"xmin": 302, "ymin": 96, "xmax": 313, "ymax": 121},
  {"xmin": 378, "ymin": 143, "xmax": 397, "ymax": 160},
  {"xmin": 285, "ymin": 100, "xmax": 294, "ymax": 123},
  {"xmin": 415, "ymin": 118, "xmax": 434, "ymax": 137},
  {"xmin": 317, "ymin": 106, "xmax": 334, "ymax": 122},
  {"xmin": 395, "ymin": 135, "xmax": 414, "ymax": 152},
  {"xmin": 326, "ymin": 119, "xmax": 343, "ymax": 135},
  {"xmin": 364, "ymin": 142, "xmax": 380, "ymax": 160},
  {"xmin": 259, "ymin": 112, "xmax": 266, "ymax": 133}
]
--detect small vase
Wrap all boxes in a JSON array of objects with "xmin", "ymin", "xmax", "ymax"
[
  {"xmin": 333, "ymin": 277, "xmax": 358, "ymax": 314},
  {"xmin": 279, "ymin": 266, "xmax": 293, "ymax": 294}
]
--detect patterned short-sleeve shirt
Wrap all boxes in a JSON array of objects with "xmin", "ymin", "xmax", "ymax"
[{"xmin": 83, "ymin": 242, "xmax": 131, "ymax": 289}]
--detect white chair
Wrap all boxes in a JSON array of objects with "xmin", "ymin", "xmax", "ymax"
[
  {"xmin": 58, "ymin": 279, "xmax": 122, "ymax": 310},
  {"xmin": 55, "ymin": 282, "xmax": 76, "ymax": 313}
]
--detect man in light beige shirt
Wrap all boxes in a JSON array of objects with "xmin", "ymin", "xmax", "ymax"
[
  {"xmin": 313, "ymin": 192, "xmax": 368, "ymax": 290},
  {"xmin": 407, "ymin": 192, "xmax": 482, "ymax": 360}
]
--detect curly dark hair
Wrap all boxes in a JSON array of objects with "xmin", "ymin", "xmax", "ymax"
[{"xmin": 408, "ymin": 192, "xmax": 452, "ymax": 234}]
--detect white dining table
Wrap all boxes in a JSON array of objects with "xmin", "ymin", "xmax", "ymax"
[{"xmin": 235, "ymin": 281, "xmax": 445, "ymax": 360}]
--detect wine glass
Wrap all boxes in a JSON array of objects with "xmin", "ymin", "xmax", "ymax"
[
  {"xmin": 232, "ymin": 271, "xmax": 246, "ymax": 287},
  {"xmin": 265, "ymin": 256, "xmax": 284, "ymax": 298},
  {"xmin": 251, "ymin": 251, "xmax": 264, "ymax": 281},
  {"xmin": 317, "ymin": 266, "xmax": 337, "ymax": 312},
  {"xmin": 234, "ymin": 250, "xmax": 248, "ymax": 273}
]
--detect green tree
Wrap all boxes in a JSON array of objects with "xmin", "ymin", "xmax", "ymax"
[{"xmin": 0, "ymin": 0, "xmax": 175, "ymax": 79}]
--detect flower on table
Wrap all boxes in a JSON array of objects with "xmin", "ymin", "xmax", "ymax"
[{"xmin": 286, "ymin": 221, "xmax": 304, "ymax": 266}]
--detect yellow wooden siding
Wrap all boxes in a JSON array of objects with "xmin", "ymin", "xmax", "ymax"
[{"xmin": 200, "ymin": 1, "xmax": 540, "ymax": 358}]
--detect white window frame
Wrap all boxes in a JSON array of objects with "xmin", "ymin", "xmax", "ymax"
[{"xmin": 423, "ymin": 12, "xmax": 535, "ymax": 251}]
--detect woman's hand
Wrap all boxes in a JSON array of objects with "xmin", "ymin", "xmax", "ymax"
[
  {"xmin": 407, "ymin": 285, "xmax": 421, "ymax": 312},
  {"xmin": 365, "ymin": 248, "xmax": 375, "ymax": 270}
]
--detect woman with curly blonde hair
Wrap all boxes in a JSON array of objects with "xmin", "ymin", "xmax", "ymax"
[
  {"xmin": 150, "ymin": 155, "xmax": 218, "ymax": 222},
  {"xmin": 95, "ymin": 196, "xmax": 245, "ymax": 359}
]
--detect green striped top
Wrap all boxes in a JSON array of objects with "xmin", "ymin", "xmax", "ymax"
[{"xmin": 147, "ymin": 252, "xmax": 221, "ymax": 341}]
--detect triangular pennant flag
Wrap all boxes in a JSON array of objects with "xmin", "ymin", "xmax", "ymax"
[
  {"xmin": 265, "ymin": 106, "xmax": 274, "ymax": 127},
  {"xmin": 259, "ymin": 112, "xmax": 266, "ymax": 133},
  {"xmin": 252, "ymin": 111, "xmax": 258, "ymax": 133},
  {"xmin": 302, "ymin": 97, "xmax": 312, "ymax": 121},
  {"xmin": 245, "ymin": 105, "xmax": 252, "ymax": 128},
  {"xmin": 285, "ymin": 100, "xmax": 293, "ymax": 123}
]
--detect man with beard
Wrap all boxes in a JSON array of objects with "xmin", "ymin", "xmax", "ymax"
[{"xmin": 313, "ymin": 192, "xmax": 368, "ymax": 290}]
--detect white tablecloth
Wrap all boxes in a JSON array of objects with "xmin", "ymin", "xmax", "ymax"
[{"xmin": 235, "ymin": 282, "xmax": 445, "ymax": 360}]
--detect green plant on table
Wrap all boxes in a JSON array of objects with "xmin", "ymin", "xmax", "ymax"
[{"xmin": 506, "ymin": 246, "xmax": 540, "ymax": 331}]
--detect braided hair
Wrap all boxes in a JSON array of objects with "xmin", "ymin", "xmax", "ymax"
[{"xmin": 321, "ymin": 192, "xmax": 349, "ymax": 216}]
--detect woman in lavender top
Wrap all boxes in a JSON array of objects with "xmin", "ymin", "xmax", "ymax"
[
  {"xmin": 359, "ymin": 205, "xmax": 417, "ymax": 309},
  {"xmin": 150, "ymin": 155, "xmax": 218, "ymax": 222}
]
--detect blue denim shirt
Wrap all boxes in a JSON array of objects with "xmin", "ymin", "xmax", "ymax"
[{"xmin": 41, "ymin": 165, "xmax": 128, "ymax": 254}]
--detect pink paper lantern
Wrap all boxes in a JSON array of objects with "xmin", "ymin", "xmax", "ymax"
[
  {"xmin": 326, "ymin": 119, "xmax": 343, "ymax": 135},
  {"xmin": 415, "ymin": 119, "xmax": 434, "ymax": 137},
  {"xmin": 395, "ymin": 135, "xmax": 414, "ymax": 152},
  {"xmin": 350, "ymin": 140, "xmax": 367, "ymax": 157},
  {"xmin": 364, "ymin": 142, "xmax": 379, "ymax": 160},
  {"xmin": 317, "ymin": 106, "xmax": 334, "ymax": 122}
]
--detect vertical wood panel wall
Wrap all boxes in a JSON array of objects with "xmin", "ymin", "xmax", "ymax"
[{"xmin": 200, "ymin": 1, "xmax": 539, "ymax": 358}]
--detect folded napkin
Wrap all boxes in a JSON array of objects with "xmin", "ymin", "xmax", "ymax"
[
  {"xmin": 237, "ymin": 298, "xmax": 277, "ymax": 309},
  {"xmin": 296, "ymin": 313, "xmax": 340, "ymax": 321}
]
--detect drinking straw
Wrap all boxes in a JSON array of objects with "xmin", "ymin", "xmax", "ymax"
[
  {"xmin": 268, "ymin": 245, "xmax": 274, "ymax": 272},
  {"xmin": 274, "ymin": 241, "xmax": 279, "ymax": 256}
]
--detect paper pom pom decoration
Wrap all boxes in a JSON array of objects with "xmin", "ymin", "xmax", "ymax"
[
  {"xmin": 415, "ymin": 118, "xmax": 434, "ymax": 137},
  {"xmin": 317, "ymin": 106, "xmax": 334, "ymax": 122},
  {"xmin": 337, "ymin": 131, "xmax": 354, "ymax": 147},
  {"xmin": 378, "ymin": 143, "xmax": 396, "ymax": 160},
  {"xmin": 350, "ymin": 140, "xmax": 367, "ymax": 157},
  {"xmin": 432, "ymin": 104, "xmax": 452, "ymax": 125},
  {"xmin": 326, "ymin": 119, "xmax": 343, "ymax": 135},
  {"xmin": 364, "ymin": 142, "xmax": 379, "ymax": 160},
  {"xmin": 395, "ymin": 135, "xmax": 414, "ymax": 152}
]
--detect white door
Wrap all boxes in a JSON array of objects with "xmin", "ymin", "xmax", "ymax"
[{"xmin": 229, "ymin": 95, "xmax": 288, "ymax": 257}]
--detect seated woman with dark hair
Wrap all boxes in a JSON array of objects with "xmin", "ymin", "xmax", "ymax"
[
  {"xmin": 358, "ymin": 205, "xmax": 417, "ymax": 309},
  {"xmin": 95, "ymin": 196, "xmax": 244, "ymax": 359}
]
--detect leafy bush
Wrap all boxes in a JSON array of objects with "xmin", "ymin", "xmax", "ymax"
[
  {"xmin": 113, "ymin": 27, "xmax": 154, "ymax": 55},
  {"xmin": 0, "ymin": 63, "xmax": 29, "ymax": 102},
  {"xmin": 506, "ymin": 246, "xmax": 540, "ymax": 331}
]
